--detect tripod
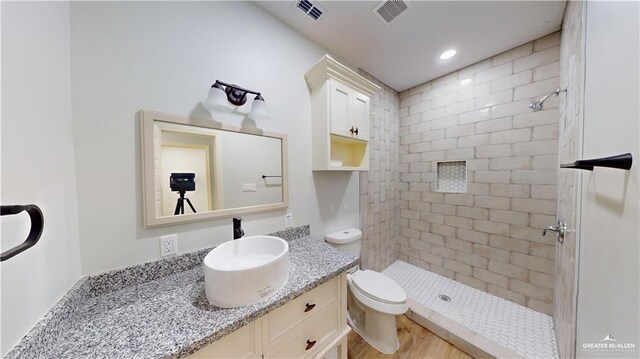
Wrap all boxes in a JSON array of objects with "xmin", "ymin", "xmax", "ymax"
[{"xmin": 174, "ymin": 191, "xmax": 197, "ymax": 215}]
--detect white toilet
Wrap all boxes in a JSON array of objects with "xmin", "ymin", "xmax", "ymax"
[{"xmin": 325, "ymin": 228, "xmax": 408, "ymax": 354}]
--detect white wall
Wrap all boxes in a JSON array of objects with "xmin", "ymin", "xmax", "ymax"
[
  {"xmin": 69, "ymin": 1, "xmax": 360, "ymax": 275},
  {"xmin": 576, "ymin": 1, "xmax": 639, "ymax": 356},
  {"xmin": 1, "ymin": 2, "xmax": 82, "ymax": 355}
]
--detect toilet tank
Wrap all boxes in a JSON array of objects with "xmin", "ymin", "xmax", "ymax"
[{"xmin": 325, "ymin": 228, "xmax": 362, "ymax": 258}]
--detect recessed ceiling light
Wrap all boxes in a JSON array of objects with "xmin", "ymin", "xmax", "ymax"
[
  {"xmin": 440, "ymin": 49, "xmax": 456, "ymax": 60},
  {"xmin": 459, "ymin": 78, "xmax": 472, "ymax": 86}
]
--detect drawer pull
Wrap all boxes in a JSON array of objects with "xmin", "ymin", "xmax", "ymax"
[
  {"xmin": 304, "ymin": 303, "xmax": 316, "ymax": 312},
  {"xmin": 305, "ymin": 339, "xmax": 317, "ymax": 351}
]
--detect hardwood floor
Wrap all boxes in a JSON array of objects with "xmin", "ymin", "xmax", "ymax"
[{"xmin": 347, "ymin": 315, "xmax": 473, "ymax": 359}]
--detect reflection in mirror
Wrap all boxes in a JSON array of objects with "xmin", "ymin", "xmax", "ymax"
[
  {"xmin": 141, "ymin": 110, "xmax": 287, "ymax": 227},
  {"xmin": 158, "ymin": 125, "xmax": 221, "ymax": 215}
]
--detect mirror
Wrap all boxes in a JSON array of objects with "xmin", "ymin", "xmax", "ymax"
[{"xmin": 141, "ymin": 110, "xmax": 288, "ymax": 227}]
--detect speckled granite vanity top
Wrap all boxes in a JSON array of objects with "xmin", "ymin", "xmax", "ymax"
[{"xmin": 6, "ymin": 226, "xmax": 358, "ymax": 359}]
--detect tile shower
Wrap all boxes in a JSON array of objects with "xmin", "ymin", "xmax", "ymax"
[
  {"xmin": 396, "ymin": 33, "xmax": 560, "ymax": 315},
  {"xmin": 357, "ymin": 32, "xmax": 563, "ymax": 357}
]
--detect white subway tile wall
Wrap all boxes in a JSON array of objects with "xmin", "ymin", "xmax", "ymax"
[
  {"xmin": 397, "ymin": 32, "xmax": 560, "ymax": 314},
  {"xmin": 358, "ymin": 70, "xmax": 400, "ymax": 272}
]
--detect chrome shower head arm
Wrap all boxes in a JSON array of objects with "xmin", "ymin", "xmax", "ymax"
[
  {"xmin": 540, "ymin": 88, "xmax": 566, "ymax": 102},
  {"xmin": 554, "ymin": 87, "xmax": 567, "ymax": 96},
  {"xmin": 538, "ymin": 92, "xmax": 554, "ymax": 104},
  {"xmin": 529, "ymin": 88, "xmax": 567, "ymax": 112}
]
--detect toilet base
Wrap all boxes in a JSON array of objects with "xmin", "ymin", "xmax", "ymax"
[{"xmin": 347, "ymin": 294, "xmax": 400, "ymax": 354}]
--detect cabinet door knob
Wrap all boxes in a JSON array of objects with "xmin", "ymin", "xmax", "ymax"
[
  {"xmin": 304, "ymin": 303, "xmax": 316, "ymax": 312},
  {"xmin": 305, "ymin": 339, "xmax": 317, "ymax": 351},
  {"xmin": 354, "ymin": 127, "xmax": 359, "ymax": 135},
  {"xmin": 349, "ymin": 126, "xmax": 355, "ymax": 134}
]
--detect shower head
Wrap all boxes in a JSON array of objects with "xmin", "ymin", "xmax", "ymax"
[
  {"xmin": 529, "ymin": 101, "xmax": 545, "ymax": 112},
  {"xmin": 529, "ymin": 87, "xmax": 567, "ymax": 112}
]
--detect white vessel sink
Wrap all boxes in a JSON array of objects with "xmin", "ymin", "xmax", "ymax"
[{"xmin": 203, "ymin": 235, "xmax": 289, "ymax": 308}]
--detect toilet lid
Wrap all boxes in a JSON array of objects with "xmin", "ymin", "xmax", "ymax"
[{"xmin": 350, "ymin": 270, "xmax": 407, "ymax": 304}]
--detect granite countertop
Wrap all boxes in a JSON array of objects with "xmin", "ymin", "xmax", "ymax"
[{"xmin": 6, "ymin": 226, "xmax": 358, "ymax": 359}]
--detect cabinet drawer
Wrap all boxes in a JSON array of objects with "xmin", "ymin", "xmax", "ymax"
[
  {"xmin": 264, "ymin": 278, "xmax": 338, "ymax": 345},
  {"xmin": 264, "ymin": 307, "xmax": 339, "ymax": 359},
  {"xmin": 187, "ymin": 320, "xmax": 260, "ymax": 359}
]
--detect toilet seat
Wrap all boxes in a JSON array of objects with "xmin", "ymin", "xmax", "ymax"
[
  {"xmin": 347, "ymin": 270, "xmax": 408, "ymax": 315},
  {"xmin": 350, "ymin": 270, "xmax": 407, "ymax": 304}
]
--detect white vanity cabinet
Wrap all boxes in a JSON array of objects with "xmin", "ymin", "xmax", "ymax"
[
  {"xmin": 188, "ymin": 320, "xmax": 261, "ymax": 359},
  {"xmin": 305, "ymin": 55, "xmax": 380, "ymax": 171},
  {"xmin": 187, "ymin": 273, "xmax": 349, "ymax": 359}
]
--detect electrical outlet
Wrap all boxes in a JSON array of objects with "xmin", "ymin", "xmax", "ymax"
[
  {"xmin": 284, "ymin": 213, "xmax": 293, "ymax": 228},
  {"xmin": 160, "ymin": 234, "xmax": 178, "ymax": 256},
  {"xmin": 242, "ymin": 183, "xmax": 257, "ymax": 192}
]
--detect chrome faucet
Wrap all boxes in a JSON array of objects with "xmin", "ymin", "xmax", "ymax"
[
  {"xmin": 542, "ymin": 219, "xmax": 567, "ymax": 243},
  {"xmin": 233, "ymin": 217, "xmax": 244, "ymax": 240}
]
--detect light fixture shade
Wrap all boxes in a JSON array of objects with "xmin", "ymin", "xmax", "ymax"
[
  {"xmin": 249, "ymin": 95, "xmax": 269, "ymax": 121},
  {"xmin": 203, "ymin": 85, "xmax": 233, "ymax": 113}
]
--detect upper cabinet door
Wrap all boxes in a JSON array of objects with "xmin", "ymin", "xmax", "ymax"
[
  {"xmin": 351, "ymin": 91, "xmax": 370, "ymax": 140},
  {"xmin": 329, "ymin": 80, "xmax": 371, "ymax": 140},
  {"xmin": 329, "ymin": 79, "xmax": 352, "ymax": 137}
]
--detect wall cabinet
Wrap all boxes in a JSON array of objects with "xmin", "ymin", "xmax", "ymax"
[
  {"xmin": 305, "ymin": 55, "xmax": 380, "ymax": 171},
  {"xmin": 187, "ymin": 274, "xmax": 349, "ymax": 359},
  {"xmin": 328, "ymin": 79, "xmax": 370, "ymax": 140}
]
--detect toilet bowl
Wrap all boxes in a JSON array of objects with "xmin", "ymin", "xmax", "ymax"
[{"xmin": 325, "ymin": 228, "xmax": 408, "ymax": 354}]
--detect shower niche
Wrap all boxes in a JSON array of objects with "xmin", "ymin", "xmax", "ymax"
[{"xmin": 435, "ymin": 160, "xmax": 467, "ymax": 193}]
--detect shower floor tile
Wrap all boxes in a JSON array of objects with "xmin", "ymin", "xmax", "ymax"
[{"xmin": 383, "ymin": 260, "xmax": 559, "ymax": 359}]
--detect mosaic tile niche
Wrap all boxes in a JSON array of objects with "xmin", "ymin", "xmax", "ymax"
[{"xmin": 436, "ymin": 161, "xmax": 467, "ymax": 193}]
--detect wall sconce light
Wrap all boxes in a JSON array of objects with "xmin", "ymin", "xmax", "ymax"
[{"xmin": 204, "ymin": 80, "xmax": 270, "ymax": 121}]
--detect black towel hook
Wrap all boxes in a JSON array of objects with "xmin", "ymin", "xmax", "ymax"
[
  {"xmin": 560, "ymin": 153, "xmax": 633, "ymax": 171},
  {"xmin": 1, "ymin": 204, "xmax": 44, "ymax": 261}
]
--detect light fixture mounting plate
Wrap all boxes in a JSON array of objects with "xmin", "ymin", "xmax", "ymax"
[{"xmin": 224, "ymin": 85, "xmax": 248, "ymax": 106}]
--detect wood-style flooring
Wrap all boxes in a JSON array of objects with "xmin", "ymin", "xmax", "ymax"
[{"xmin": 347, "ymin": 315, "xmax": 473, "ymax": 359}]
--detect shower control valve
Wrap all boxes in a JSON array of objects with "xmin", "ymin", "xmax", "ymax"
[{"xmin": 542, "ymin": 219, "xmax": 567, "ymax": 243}]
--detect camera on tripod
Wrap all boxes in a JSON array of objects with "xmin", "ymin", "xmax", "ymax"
[
  {"xmin": 170, "ymin": 173, "xmax": 196, "ymax": 192},
  {"xmin": 170, "ymin": 173, "xmax": 197, "ymax": 215}
]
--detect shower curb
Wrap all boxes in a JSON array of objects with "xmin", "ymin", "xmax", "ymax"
[{"xmin": 407, "ymin": 299, "xmax": 524, "ymax": 359}]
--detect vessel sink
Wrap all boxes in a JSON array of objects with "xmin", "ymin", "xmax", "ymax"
[{"xmin": 203, "ymin": 235, "xmax": 289, "ymax": 308}]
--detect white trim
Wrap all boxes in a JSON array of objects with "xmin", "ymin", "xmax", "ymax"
[{"xmin": 305, "ymin": 54, "xmax": 381, "ymax": 96}]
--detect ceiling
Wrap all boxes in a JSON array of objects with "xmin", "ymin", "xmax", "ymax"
[{"xmin": 256, "ymin": 1, "xmax": 566, "ymax": 91}]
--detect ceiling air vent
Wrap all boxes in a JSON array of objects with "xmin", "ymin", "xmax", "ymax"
[
  {"xmin": 373, "ymin": 0, "xmax": 412, "ymax": 24},
  {"xmin": 296, "ymin": 0, "xmax": 325, "ymax": 21}
]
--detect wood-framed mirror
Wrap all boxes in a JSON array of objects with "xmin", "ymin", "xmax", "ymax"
[{"xmin": 140, "ymin": 110, "xmax": 288, "ymax": 227}]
